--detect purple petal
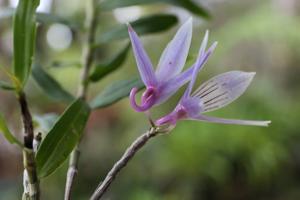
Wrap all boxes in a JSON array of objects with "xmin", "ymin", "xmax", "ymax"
[
  {"xmin": 129, "ymin": 87, "xmax": 155, "ymax": 112},
  {"xmin": 199, "ymin": 30, "xmax": 209, "ymax": 57},
  {"xmin": 155, "ymin": 18, "xmax": 193, "ymax": 81},
  {"xmin": 128, "ymin": 24, "xmax": 157, "ymax": 86},
  {"xmin": 155, "ymin": 112, "xmax": 177, "ymax": 126},
  {"xmin": 179, "ymin": 97, "xmax": 202, "ymax": 118},
  {"xmin": 184, "ymin": 41, "xmax": 218, "ymax": 98},
  {"xmin": 193, "ymin": 71, "xmax": 256, "ymax": 113},
  {"xmin": 155, "ymin": 39, "xmax": 217, "ymax": 106},
  {"xmin": 192, "ymin": 114, "xmax": 271, "ymax": 127},
  {"xmin": 155, "ymin": 65, "xmax": 194, "ymax": 105}
]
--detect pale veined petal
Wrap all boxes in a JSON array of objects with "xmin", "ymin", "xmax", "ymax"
[
  {"xmin": 128, "ymin": 24, "xmax": 157, "ymax": 86},
  {"xmin": 193, "ymin": 71, "xmax": 255, "ymax": 113},
  {"xmin": 155, "ymin": 18, "xmax": 193, "ymax": 81},
  {"xmin": 183, "ymin": 41, "xmax": 218, "ymax": 98},
  {"xmin": 192, "ymin": 114, "xmax": 271, "ymax": 127}
]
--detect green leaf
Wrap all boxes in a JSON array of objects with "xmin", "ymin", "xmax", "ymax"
[
  {"xmin": 90, "ymin": 77, "xmax": 144, "ymax": 109},
  {"xmin": 89, "ymin": 43, "xmax": 130, "ymax": 82},
  {"xmin": 99, "ymin": 0, "xmax": 210, "ymax": 18},
  {"xmin": 95, "ymin": 14, "xmax": 178, "ymax": 45},
  {"xmin": 0, "ymin": 113, "xmax": 23, "ymax": 148},
  {"xmin": 13, "ymin": 0, "xmax": 40, "ymax": 88},
  {"xmin": 0, "ymin": 80, "xmax": 15, "ymax": 90},
  {"xmin": 36, "ymin": 99, "xmax": 90, "ymax": 178},
  {"xmin": 32, "ymin": 64, "xmax": 75, "ymax": 103}
]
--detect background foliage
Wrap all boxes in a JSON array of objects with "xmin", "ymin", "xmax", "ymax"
[{"xmin": 0, "ymin": 0, "xmax": 300, "ymax": 199}]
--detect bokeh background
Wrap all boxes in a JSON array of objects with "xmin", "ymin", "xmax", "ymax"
[{"xmin": 1, "ymin": 0, "xmax": 300, "ymax": 199}]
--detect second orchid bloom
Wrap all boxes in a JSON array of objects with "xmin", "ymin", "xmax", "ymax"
[{"xmin": 128, "ymin": 18, "xmax": 271, "ymax": 127}]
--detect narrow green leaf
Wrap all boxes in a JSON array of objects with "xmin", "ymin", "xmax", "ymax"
[
  {"xmin": 0, "ymin": 80, "xmax": 15, "ymax": 90},
  {"xmin": 13, "ymin": 0, "xmax": 40, "ymax": 87},
  {"xmin": 95, "ymin": 14, "xmax": 178, "ymax": 45},
  {"xmin": 0, "ymin": 113, "xmax": 23, "ymax": 148},
  {"xmin": 99, "ymin": 0, "xmax": 210, "ymax": 18},
  {"xmin": 89, "ymin": 43, "xmax": 130, "ymax": 82},
  {"xmin": 32, "ymin": 64, "xmax": 75, "ymax": 103},
  {"xmin": 36, "ymin": 99, "xmax": 90, "ymax": 178},
  {"xmin": 90, "ymin": 77, "xmax": 144, "ymax": 109}
]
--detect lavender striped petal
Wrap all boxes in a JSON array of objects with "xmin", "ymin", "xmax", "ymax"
[
  {"xmin": 192, "ymin": 114, "xmax": 271, "ymax": 127},
  {"xmin": 184, "ymin": 41, "xmax": 218, "ymax": 98},
  {"xmin": 128, "ymin": 24, "xmax": 157, "ymax": 86},
  {"xmin": 155, "ymin": 18, "xmax": 193, "ymax": 81},
  {"xmin": 193, "ymin": 71, "xmax": 255, "ymax": 113}
]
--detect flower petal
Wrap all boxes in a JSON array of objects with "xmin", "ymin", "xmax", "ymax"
[
  {"xmin": 192, "ymin": 114, "xmax": 271, "ymax": 127},
  {"xmin": 155, "ymin": 18, "xmax": 193, "ymax": 81},
  {"xmin": 129, "ymin": 87, "xmax": 155, "ymax": 112},
  {"xmin": 193, "ymin": 71, "xmax": 256, "ymax": 113},
  {"xmin": 155, "ymin": 65, "xmax": 194, "ymax": 105},
  {"xmin": 184, "ymin": 41, "xmax": 218, "ymax": 98},
  {"xmin": 199, "ymin": 30, "xmax": 209, "ymax": 57},
  {"xmin": 156, "ymin": 40, "xmax": 218, "ymax": 106},
  {"xmin": 128, "ymin": 24, "xmax": 157, "ymax": 86}
]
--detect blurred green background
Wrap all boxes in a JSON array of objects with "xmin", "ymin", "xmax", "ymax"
[{"xmin": 1, "ymin": 0, "xmax": 300, "ymax": 199}]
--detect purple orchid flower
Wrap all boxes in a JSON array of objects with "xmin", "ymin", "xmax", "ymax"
[
  {"xmin": 156, "ymin": 31, "xmax": 271, "ymax": 127},
  {"xmin": 128, "ymin": 18, "xmax": 196, "ymax": 112}
]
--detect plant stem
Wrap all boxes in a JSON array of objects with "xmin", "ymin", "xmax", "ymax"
[
  {"xmin": 77, "ymin": 0, "xmax": 98, "ymax": 100},
  {"xmin": 64, "ymin": 0, "xmax": 98, "ymax": 199},
  {"xmin": 90, "ymin": 127, "xmax": 163, "ymax": 200},
  {"xmin": 18, "ymin": 92, "xmax": 39, "ymax": 200}
]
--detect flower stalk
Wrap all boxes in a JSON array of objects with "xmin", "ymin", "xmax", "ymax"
[
  {"xmin": 64, "ymin": 0, "xmax": 98, "ymax": 199},
  {"xmin": 90, "ymin": 126, "xmax": 169, "ymax": 200}
]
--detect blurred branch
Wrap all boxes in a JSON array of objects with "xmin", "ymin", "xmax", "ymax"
[
  {"xmin": 64, "ymin": 0, "xmax": 98, "ymax": 199},
  {"xmin": 90, "ymin": 126, "xmax": 171, "ymax": 200},
  {"xmin": 77, "ymin": 0, "xmax": 98, "ymax": 100}
]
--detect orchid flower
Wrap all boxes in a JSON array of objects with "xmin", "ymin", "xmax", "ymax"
[
  {"xmin": 128, "ymin": 18, "xmax": 196, "ymax": 112},
  {"xmin": 156, "ymin": 31, "xmax": 271, "ymax": 127}
]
